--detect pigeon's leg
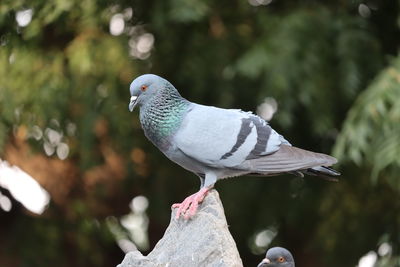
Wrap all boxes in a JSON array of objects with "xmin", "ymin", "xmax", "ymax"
[
  {"xmin": 197, "ymin": 173, "xmax": 205, "ymax": 188},
  {"xmin": 172, "ymin": 173, "xmax": 217, "ymax": 219}
]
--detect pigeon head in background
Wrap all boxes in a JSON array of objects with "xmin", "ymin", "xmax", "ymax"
[
  {"xmin": 128, "ymin": 74, "xmax": 340, "ymax": 219},
  {"xmin": 257, "ymin": 247, "xmax": 295, "ymax": 267}
]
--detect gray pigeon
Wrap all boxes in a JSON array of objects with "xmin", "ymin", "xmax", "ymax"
[
  {"xmin": 129, "ymin": 74, "xmax": 339, "ymax": 219},
  {"xmin": 257, "ymin": 247, "xmax": 295, "ymax": 267}
]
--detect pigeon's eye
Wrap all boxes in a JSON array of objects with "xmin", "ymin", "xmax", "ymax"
[
  {"xmin": 278, "ymin": 257, "xmax": 285, "ymax": 263},
  {"xmin": 140, "ymin": 85, "xmax": 148, "ymax": 91}
]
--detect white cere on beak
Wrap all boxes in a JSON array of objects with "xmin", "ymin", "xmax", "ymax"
[
  {"xmin": 129, "ymin": 95, "xmax": 139, "ymax": 112},
  {"xmin": 262, "ymin": 258, "xmax": 271, "ymax": 264}
]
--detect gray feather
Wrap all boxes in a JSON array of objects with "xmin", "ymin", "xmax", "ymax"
[
  {"xmin": 221, "ymin": 118, "xmax": 253, "ymax": 160},
  {"xmin": 241, "ymin": 145, "xmax": 337, "ymax": 174},
  {"xmin": 246, "ymin": 116, "xmax": 271, "ymax": 159}
]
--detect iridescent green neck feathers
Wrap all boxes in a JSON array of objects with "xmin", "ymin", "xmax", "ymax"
[{"xmin": 139, "ymin": 82, "xmax": 189, "ymax": 149}]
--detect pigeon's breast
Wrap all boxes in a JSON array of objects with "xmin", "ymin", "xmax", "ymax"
[{"xmin": 140, "ymin": 101, "xmax": 190, "ymax": 150}]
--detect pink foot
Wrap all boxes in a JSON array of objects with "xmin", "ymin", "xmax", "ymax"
[{"xmin": 172, "ymin": 187, "xmax": 210, "ymax": 219}]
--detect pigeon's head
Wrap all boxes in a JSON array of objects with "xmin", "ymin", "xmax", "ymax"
[
  {"xmin": 257, "ymin": 247, "xmax": 295, "ymax": 267},
  {"xmin": 128, "ymin": 74, "xmax": 170, "ymax": 111}
]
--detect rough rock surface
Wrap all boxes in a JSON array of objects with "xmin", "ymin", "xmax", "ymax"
[{"xmin": 117, "ymin": 190, "xmax": 243, "ymax": 267}]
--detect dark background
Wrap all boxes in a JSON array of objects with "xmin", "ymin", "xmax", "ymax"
[{"xmin": 0, "ymin": 0, "xmax": 399, "ymax": 266}]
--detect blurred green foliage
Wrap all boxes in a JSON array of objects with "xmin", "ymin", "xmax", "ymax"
[
  {"xmin": 334, "ymin": 57, "xmax": 400, "ymax": 186},
  {"xmin": 0, "ymin": 0, "xmax": 399, "ymax": 266}
]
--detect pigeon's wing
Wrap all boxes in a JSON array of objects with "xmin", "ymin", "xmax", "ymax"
[
  {"xmin": 240, "ymin": 144, "xmax": 337, "ymax": 174},
  {"xmin": 173, "ymin": 104, "xmax": 283, "ymax": 168},
  {"xmin": 174, "ymin": 104, "xmax": 337, "ymax": 174}
]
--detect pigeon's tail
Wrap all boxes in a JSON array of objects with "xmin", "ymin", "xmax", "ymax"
[
  {"xmin": 301, "ymin": 166, "xmax": 340, "ymax": 181},
  {"xmin": 244, "ymin": 145, "xmax": 340, "ymax": 180}
]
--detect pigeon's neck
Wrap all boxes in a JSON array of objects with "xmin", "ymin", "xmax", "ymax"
[{"xmin": 140, "ymin": 86, "xmax": 189, "ymax": 149}]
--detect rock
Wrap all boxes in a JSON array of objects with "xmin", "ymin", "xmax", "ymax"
[{"xmin": 118, "ymin": 190, "xmax": 243, "ymax": 267}]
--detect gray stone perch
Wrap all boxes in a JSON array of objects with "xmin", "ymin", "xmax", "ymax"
[{"xmin": 118, "ymin": 190, "xmax": 243, "ymax": 267}]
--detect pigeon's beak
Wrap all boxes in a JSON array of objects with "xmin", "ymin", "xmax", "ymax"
[
  {"xmin": 257, "ymin": 258, "xmax": 271, "ymax": 267},
  {"xmin": 129, "ymin": 95, "xmax": 138, "ymax": 112}
]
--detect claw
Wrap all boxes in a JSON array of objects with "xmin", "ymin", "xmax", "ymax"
[{"xmin": 172, "ymin": 187, "xmax": 210, "ymax": 219}]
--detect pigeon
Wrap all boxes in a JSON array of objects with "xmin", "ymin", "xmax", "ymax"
[
  {"xmin": 257, "ymin": 247, "xmax": 295, "ymax": 267},
  {"xmin": 128, "ymin": 74, "xmax": 340, "ymax": 219}
]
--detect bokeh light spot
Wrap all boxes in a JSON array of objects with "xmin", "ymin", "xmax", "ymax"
[
  {"xmin": 378, "ymin": 242, "xmax": 392, "ymax": 256},
  {"xmin": 131, "ymin": 195, "xmax": 149, "ymax": 213},
  {"xmin": 257, "ymin": 97, "xmax": 278, "ymax": 121},
  {"xmin": 358, "ymin": 251, "xmax": 377, "ymax": 267},
  {"xmin": 248, "ymin": 0, "xmax": 272, "ymax": 6},
  {"xmin": 0, "ymin": 193, "xmax": 12, "ymax": 212},
  {"xmin": 110, "ymin": 14, "xmax": 125, "ymax": 36},
  {"xmin": 16, "ymin": 9, "xmax": 33, "ymax": 27},
  {"xmin": 56, "ymin": 143, "xmax": 70, "ymax": 160},
  {"xmin": 358, "ymin": 4, "xmax": 371, "ymax": 18},
  {"xmin": 0, "ymin": 160, "xmax": 50, "ymax": 214}
]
